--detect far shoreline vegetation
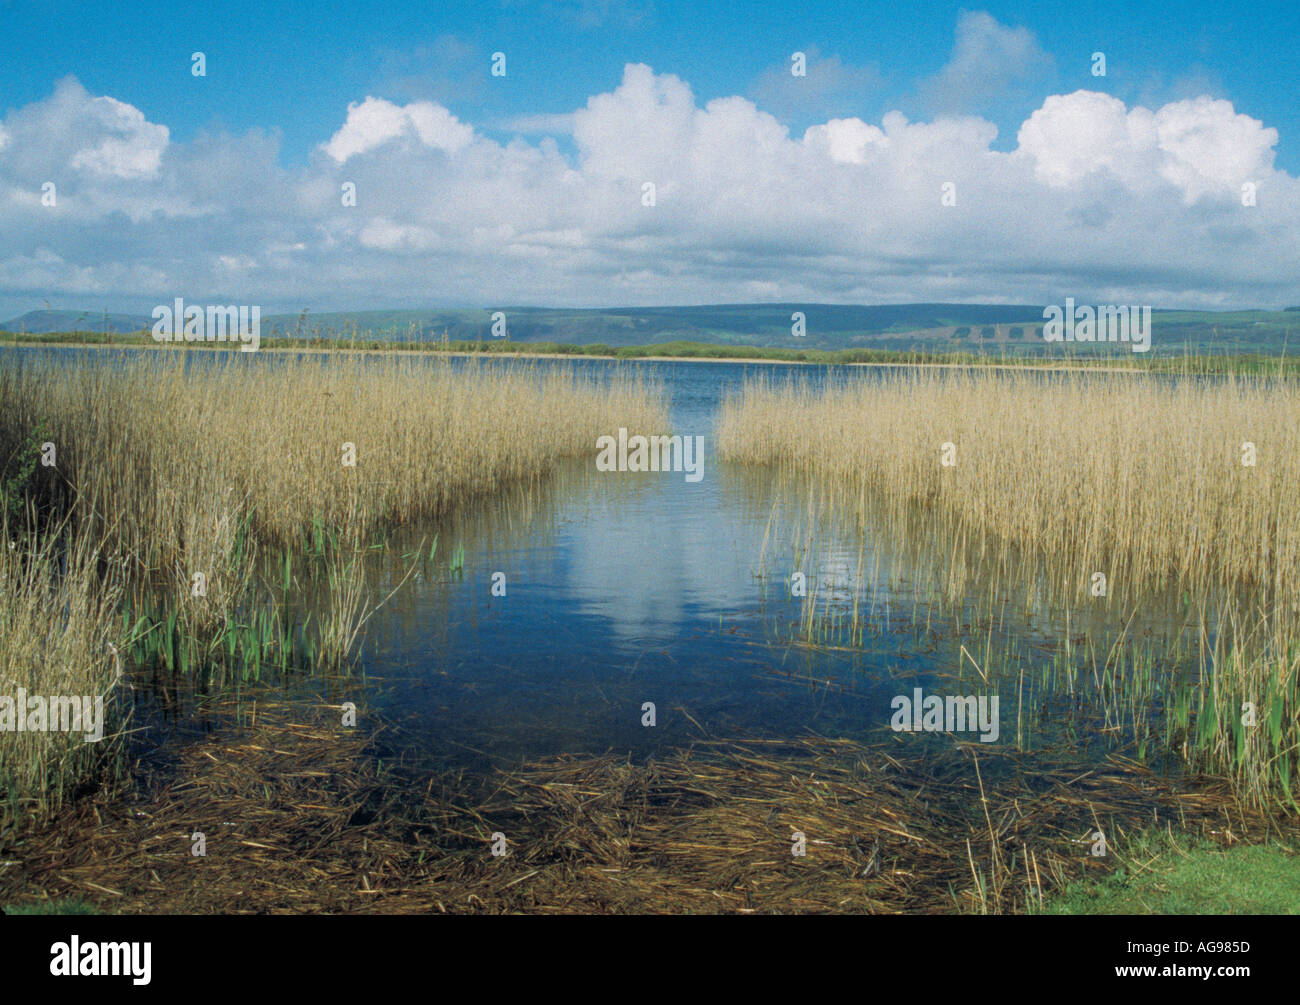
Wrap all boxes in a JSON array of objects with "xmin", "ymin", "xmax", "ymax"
[{"xmin": 2, "ymin": 327, "xmax": 1299, "ymax": 376}]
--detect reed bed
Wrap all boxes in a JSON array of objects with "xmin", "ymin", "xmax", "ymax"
[
  {"xmin": 0, "ymin": 351, "xmax": 667, "ymax": 814},
  {"xmin": 3, "ymin": 352, "xmax": 665, "ymax": 565},
  {"xmin": 717, "ymin": 370, "xmax": 1300, "ymax": 805},
  {"xmin": 1, "ymin": 693, "xmax": 1262, "ymax": 914},
  {"xmin": 719, "ymin": 370, "xmax": 1299, "ymax": 602}
]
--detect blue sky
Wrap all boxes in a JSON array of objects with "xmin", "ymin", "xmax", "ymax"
[
  {"xmin": 0, "ymin": 0, "xmax": 1297, "ymax": 315},
  {"xmin": 6, "ymin": 0, "xmax": 1298, "ymax": 168}
]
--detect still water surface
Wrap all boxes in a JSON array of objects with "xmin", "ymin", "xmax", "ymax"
[{"xmin": 356, "ymin": 358, "xmax": 980, "ymax": 769}]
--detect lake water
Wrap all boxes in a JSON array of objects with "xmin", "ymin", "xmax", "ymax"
[
  {"xmin": 349, "ymin": 358, "xmax": 912, "ymax": 770},
  {"xmin": 339, "ymin": 357, "xmax": 1092, "ymax": 773}
]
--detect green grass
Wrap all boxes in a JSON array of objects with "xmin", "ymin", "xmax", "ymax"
[
  {"xmin": 3, "ymin": 897, "xmax": 103, "ymax": 915},
  {"xmin": 1041, "ymin": 834, "xmax": 1300, "ymax": 914}
]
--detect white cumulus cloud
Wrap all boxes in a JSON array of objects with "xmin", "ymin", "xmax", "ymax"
[
  {"xmin": 1017, "ymin": 90, "xmax": 1277, "ymax": 203},
  {"xmin": 324, "ymin": 96, "xmax": 474, "ymax": 162},
  {"xmin": 68, "ymin": 95, "xmax": 169, "ymax": 178},
  {"xmin": 0, "ymin": 66, "xmax": 1296, "ymax": 316}
]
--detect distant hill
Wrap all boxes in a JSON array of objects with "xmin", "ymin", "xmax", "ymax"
[
  {"xmin": 258, "ymin": 303, "xmax": 1052, "ymax": 348},
  {"xmin": 3, "ymin": 303, "xmax": 1295, "ymax": 356},
  {"xmin": 260, "ymin": 304, "xmax": 1296, "ymax": 355},
  {"xmin": 0, "ymin": 310, "xmax": 152, "ymax": 334}
]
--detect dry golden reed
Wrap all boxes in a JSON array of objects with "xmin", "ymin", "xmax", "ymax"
[
  {"xmin": 4, "ymin": 352, "xmax": 666, "ymax": 565},
  {"xmin": 719, "ymin": 369, "xmax": 1298, "ymax": 604},
  {"xmin": 718, "ymin": 369, "xmax": 1300, "ymax": 803},
  {"xmin": 0, "ymin": 522, "xmax": 126, "ymax": 821}
]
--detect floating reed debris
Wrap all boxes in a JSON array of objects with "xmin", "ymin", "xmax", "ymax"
[{"xmin": 0, "ymin": 695, "xmax": 1272, "ymax": 914}]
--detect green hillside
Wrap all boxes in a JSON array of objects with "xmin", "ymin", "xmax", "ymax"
[{"xmin": 3, "ymin": 303, "xmax": 1296, "ymax": 357}]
